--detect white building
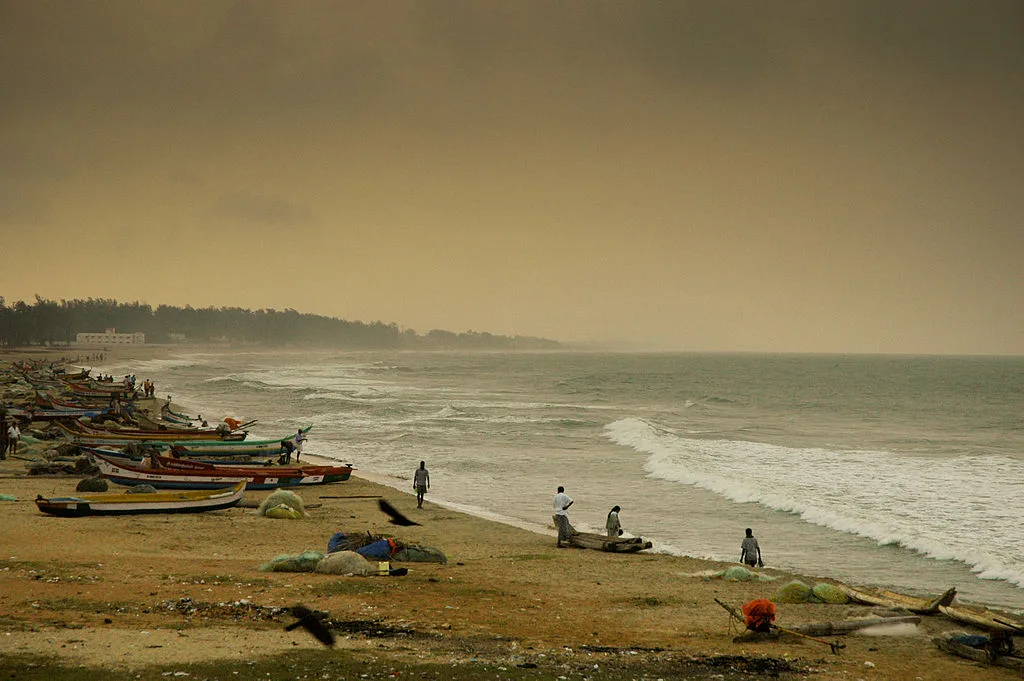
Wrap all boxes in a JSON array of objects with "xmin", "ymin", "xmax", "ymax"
[{"xmin": 75, "ymin": 328, "xmax": 145, "ymax": 345}]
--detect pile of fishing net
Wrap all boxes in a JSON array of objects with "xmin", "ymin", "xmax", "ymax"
[
  {"xmin": 688, "ymin": 566, "xmax": 776, "ymax": 582},
  {"xmin": 774, "ymin": 579, "xmax": 851, "ymax": 604},
  {"xmin": 257, "ymin": 489, "xmax": 306, "ymax": 519},
  {"xmin": 327, "ymin": 530, "xmax": 448, "ymax": 564},
  {"xmin": 258, "ymin": 550, "xmax": 324, "ymax": 572}
]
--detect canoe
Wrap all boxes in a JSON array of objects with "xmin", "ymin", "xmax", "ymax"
[
  {"xmin": 939, "ymin": 604, "xmax": 1024, "ymax": 634},
  {"xmin": 168, "ymin": 425, "xmax": 313, "ymax": 457},
  {"xmin": 92, "ymin": 452, "xmax": 352, "ymax": 490},
  {"xmin": 837, "ymin": 584, "xmax": 957, "ymax": 614},
  {"xmin": 134, "ymin": 411, "xmax": 203, "ymax": 432},
  {"xmin": 56, "ymin": 420, "xmax": 246, "ymax": 441},
  {"xmin": 933, "ymin": 632, "xmax": 1024, "ymax": 672},
  {"xmin": 34, "ymin": 481, "xmax": 245, "ymax": 517},
  {"xmin": 82, "ymin": 446, "xmax": 279, "ymax": 467},
  {"xmin": 562, "ymin": 522, "xmax": 653, "ymax": 553},
  {"xmin": 6, "ymin": 406, "xmax": 110, "ymax": 421}
]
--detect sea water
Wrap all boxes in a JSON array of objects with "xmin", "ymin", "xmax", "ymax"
[{"xmin": 98, "ymin": 350, "xmax": 1024, "ymax": 611}]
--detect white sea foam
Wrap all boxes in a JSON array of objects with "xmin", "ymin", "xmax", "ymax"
[{"xmin": 604, "ymin": 417, "xmax": 1024, "ymax": 590}]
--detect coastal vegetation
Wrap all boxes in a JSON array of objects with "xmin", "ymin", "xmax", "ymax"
[{"xmin": 0, "ymin": 296, "xmax": 559, "ymax": 350}]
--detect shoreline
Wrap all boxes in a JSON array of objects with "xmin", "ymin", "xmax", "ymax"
[{"xmin": 1, "ymin": 347, "xmax": 1019, "ymax": 679}]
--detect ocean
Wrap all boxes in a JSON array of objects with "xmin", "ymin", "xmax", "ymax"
[{"xmin": 96, "ymin": 350, "xmax": 1024, "ymax": 611}]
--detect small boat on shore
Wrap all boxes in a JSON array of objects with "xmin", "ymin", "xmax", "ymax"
[
  {"xmin": 933, "ymin": 631, "xmax": 1024, "ymax": 672},
  {"xmin": 34, "ymin": 481, "xmax": 245, "ymax": 517},
  {"xmin": 837, "ymin": 584, "xmax": 957, "ymax": 614},
  {"xmin": 55, "ymin": 420, "xmax": 246, "ymax": 441},
  {"xmin": 939, "ymin": 604, "xmax": 1024, "ymax": 634},
  {"xmin": 92, "ymin": 452, "xmax": 353, "ymax": 490},
  {"xmin": 563, "ymin": 522, "xmax": 653, "ymax": 553}
]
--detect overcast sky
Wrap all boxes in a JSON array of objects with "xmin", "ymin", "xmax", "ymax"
[{"xmin": 1, "ymin": 1, "xmax": 1021, "ymax": 353}]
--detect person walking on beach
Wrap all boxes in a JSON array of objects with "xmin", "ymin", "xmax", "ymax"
[
  {"xmin": 6, "ymin": 421, "xmax": 20, "ymax": 458},
  {"xmin": 606, "ymin": 505, "xmax": 623, "ymax": 537},
  {"xmin": 294, "ymin": 429, "xmax": 305, "ymax": 462},
  {"xmin": 553, "ymin": 486, "xmax": 574, "ymax": 547},
  {"xmin": 740, "ymin": 528, "xmax": 763, "ymax": 568},
  {"xmin": 413, "ymin": 461, "xmax": 430, "ymax": 508}
]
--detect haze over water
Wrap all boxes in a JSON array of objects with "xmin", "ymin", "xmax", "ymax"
[{"xmin": 102, "ymin": 350, "xmax": 1024, "ymax": 611}]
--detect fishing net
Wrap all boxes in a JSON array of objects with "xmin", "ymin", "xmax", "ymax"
[
  {"xmin": 774, "ymin": 580, "xmax": 813, "ymax": 603},
  {"xmin": 258, "ymin": 550, "xmax": 324, "ymax": 572},
  {"xmin": 392, "ymin": 545, "xmax": 448, "ymax": 564},
  {"xmin": 315, "ymin": 551, "xmax": 374, "ymax": 576},
  {"xmin": 811, "ymin": 582, "xmax": 851, "ymax": 604},
  {"xmin": 257, "ymin": 489, "xmax": 305, "ymax": 518}
]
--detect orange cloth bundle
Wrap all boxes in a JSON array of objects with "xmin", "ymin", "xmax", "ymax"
[{"xmin": 741, "ymin": 598, "xmax": 776, "ymax": 632}]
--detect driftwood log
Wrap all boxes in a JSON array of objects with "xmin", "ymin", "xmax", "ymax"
[{"xmin": 789, "ymin": 615, "xmax": 920, "ymax": 636}]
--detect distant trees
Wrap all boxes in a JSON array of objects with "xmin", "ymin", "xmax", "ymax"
[{"xmin": 0, "ymin": 296, "xmax": 560, "ymax": 351}]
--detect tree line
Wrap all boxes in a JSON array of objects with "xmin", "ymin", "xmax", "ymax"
[{"xmin": 0, "ymin": 296, "xmax": 561, "ymax": 351}]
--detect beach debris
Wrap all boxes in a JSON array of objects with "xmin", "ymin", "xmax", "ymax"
[
  {"xmin": 125, "ymin": 484, "xmax": 158, "ymax": 494},
  {"xmin": 257, "ymin": 489, "xmax": 306, "ymax": 518},
  {"xmin": 285, "ymin": 604, "xmax": 335, "ymax": 647},
  {"xmin": 378, "ymin": 499, "xmax": 420, "ymax": 526}
]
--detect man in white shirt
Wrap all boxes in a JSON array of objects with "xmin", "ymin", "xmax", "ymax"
[
  {"xmin": 553, "ymin": 486, "xmax": 574, "ymax": 548},
  {"xmin": 6, "ymin": 422, "xmax": 20, "ymax": 457},
  {"xmin": 294, "ymin": 429, "xmax": 305, "ymax": 462}
]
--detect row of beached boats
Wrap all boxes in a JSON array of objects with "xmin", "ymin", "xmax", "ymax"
[
  {"xmin": 836, "ymin": 583, "xmax": 1024, "ymax": 669},
  {"xmin": 10, "ymin": 362, "xmax": 356, "ymax": 517},
  {"xmin": 838, "ymin": 583, "xmax": 1024, "ymax": 635}
]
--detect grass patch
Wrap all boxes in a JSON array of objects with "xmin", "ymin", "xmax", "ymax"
[
  {"xmin": 505, "ymin": 553, "xmax": 556, "ymax": 561},
  {"xmin": 0, "ymin": 558, "xmax": 104, "ymax": 584},
  {"xmin": 160, "ymin": 573, "xmax": 272, "ymax": 587},
  {"xmin": 308, "ymin": 579, "xmax": 382, "ymax": 597},
  {"xmin": 619, "ymin": 595, "xmax": 675, "ymax": 608},
  {"xmin": 30, "ymin": 597, "xmax": 139, "ymax": 614}
]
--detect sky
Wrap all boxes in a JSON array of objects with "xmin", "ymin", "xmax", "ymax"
[{"xmin": 1, "ymin": 1, "xmax": 1022, "ymax": 354}]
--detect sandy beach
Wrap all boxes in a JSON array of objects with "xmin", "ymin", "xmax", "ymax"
[{"xmin": 0, "ymin": 347, "xmax": 1019, "ymax": 680}]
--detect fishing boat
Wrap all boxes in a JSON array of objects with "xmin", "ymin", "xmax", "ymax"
[
  {"xmin": 81, "ymin": 446, "xmax": 278, "ymax": 467},
  {"xmin": 563, "ymin": 522, "xmax": 653, "ymax": 553},
  {"xmin": 92, "ymin": 452, "xmax": 352, "ymax": 490},
  {"xmin": 34, "ymin": 481, "xmax": 245, "ymax": 517},
  {"xmin": 6, "ymin": 406, "xmax": 110, "ymax": 421},
  {"xmin": 168, "ymin": 425, "xmax": 312, "ymax": 457},
  {"xmin": 837, "ymin": 584, "xmax": 957, "ymax": 614},
  {"xmin": 933, "ymin": 632, "xmax": 1024, "ymax": 672},
  {"xmin": 133, "ymin": 410, "xmax": 201, "ymax": 431},
  {"xmin": 58, "ymin": 420, "xmax": 245, "ymax": 440},
  {"xmin": 939, "ymin": 604, "xmax": 1024, "ymax": 634}
]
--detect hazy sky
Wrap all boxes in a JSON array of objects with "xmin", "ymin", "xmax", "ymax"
[{"xmin": 2, "ymin": 1, "xmax": 1021, "ymax": 353}]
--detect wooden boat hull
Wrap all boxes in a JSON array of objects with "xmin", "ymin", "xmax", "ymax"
[
  {"xmin": 562, "ymin": 522, "xmax": 652, "ymax": 553},
  {"xmin": 933, "ymin": 633, "xmax": 1024, "ymax": 671},
  {"xmin": 35, "ymin": 481, "xmax": 245, "ymax": 517},
  {"xmin": 838, "ymin": 584, "xmax": 957, "ymax": 614},
  {"xmin": 92, "ymin": 453, "xmax": 351, "ymax": 490},
  {"xmin": 82, "ymin": 447, "xmax": 279, "ymax": 467},
  {"xmin": 939, "ymin": 605, "xmax": 1024, "ymax": 634},
  {"xmin": 57, "ymin": 420, "xmax": 246, "ymax": 441}
]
